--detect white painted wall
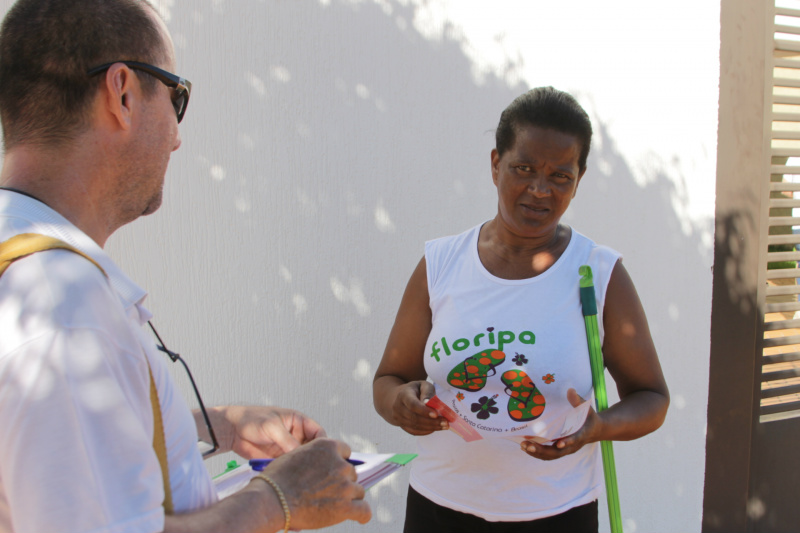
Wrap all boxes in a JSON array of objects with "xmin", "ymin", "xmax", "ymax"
[{"xmin": 0, "ymin": 1, "xmax": 720, "ymax": 531}]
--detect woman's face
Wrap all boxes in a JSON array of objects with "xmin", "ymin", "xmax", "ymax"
[{"xmin": 491, "ymin": 124, "xmax": 585, "ymax": 241}]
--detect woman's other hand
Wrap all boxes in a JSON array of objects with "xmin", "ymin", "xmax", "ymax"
[
  {"xmin": 522, "ymin": 261, "xmax": 669, "ymax": 460},
  {"xmin": 520, "ymin": 388, "xmax": 601, "ymax": 460}
]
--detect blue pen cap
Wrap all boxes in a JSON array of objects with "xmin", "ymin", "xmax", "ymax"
[{"xmin": 249, "ymin": 459, "xmax": 270, "ymax": 472}]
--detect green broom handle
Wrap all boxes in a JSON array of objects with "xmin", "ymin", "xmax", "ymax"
[{"xmin": 579, "ymin": 265, "xmax": 623, "ymax": 533}]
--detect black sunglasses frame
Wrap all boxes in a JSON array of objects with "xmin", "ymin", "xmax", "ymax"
[
  {"xmin": 148, "ymin": 321, "xmax": 219, "ymax": 458},
  {"xmin": 88, "ymin": 61, "xmax": 191, "ymax": 123}
]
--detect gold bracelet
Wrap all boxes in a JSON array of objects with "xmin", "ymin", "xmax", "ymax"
[{"xmin": 254, "ymin": 473, "xmax": 291, "ymax": 533}]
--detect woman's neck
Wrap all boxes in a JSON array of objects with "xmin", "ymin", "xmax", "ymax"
[{"xmin": 477, "ymin": 220, "xmax": 571, "ymax": 280}]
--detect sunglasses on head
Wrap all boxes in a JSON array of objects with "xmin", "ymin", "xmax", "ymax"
[{"xmin": 88, "ymin": 61, "xmax": 192, "ymax": 123}]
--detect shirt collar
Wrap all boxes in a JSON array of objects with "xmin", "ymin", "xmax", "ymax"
[{"xmin": 0, "ymin": 189, "xmax": 150, "ymax": 318}]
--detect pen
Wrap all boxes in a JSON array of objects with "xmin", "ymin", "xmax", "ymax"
[{"xmin": 249, "ymin": 458, "xmax": 364, "ymax": 471}]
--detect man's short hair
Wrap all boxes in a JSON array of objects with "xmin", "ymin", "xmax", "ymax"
[
  {"xmin": 495, "ymin": 87, "xmax": 593, "ymax": 172},
  {"xmin": 0, "ymin": 0, "xmax": 164, "ymax": 149}
]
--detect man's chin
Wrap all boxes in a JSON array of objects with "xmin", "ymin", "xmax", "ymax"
[{"xmin": 141, "ymin": 193, "xmax": 163, "ymax": 216}]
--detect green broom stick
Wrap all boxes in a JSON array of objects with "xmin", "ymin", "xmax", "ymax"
[{"xmin": 579, "ymin": 265, "xmax": 623, "ymax": 533}]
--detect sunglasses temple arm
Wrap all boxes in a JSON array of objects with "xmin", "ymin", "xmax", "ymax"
[
  {"xmin": 176, "ymin": 355, "xmax": 220, "ymax": 451},
  {"xmin": 148, "ymin": 321, "xmax": 179, "ymax": 361},
  {"xmin": 147, "ymin": 321, "xmax": 218, "ymax": 451}
]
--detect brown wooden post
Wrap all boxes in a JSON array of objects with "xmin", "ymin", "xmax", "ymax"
[{"xmin": 703, "ymin": 0, "xmax": 772, "ymax": 531}]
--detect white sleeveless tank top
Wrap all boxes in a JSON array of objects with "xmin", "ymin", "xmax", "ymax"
[{"xmin": 410, "ymin": 222, "xmax": 621, "ymax": 521}]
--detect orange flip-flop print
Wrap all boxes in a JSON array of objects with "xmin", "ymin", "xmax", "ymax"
[
  {"xmin": 501, "ymin": 369, "xmax": 546, "ymax": 421},
  {"xmin": 446, "ymin": 349, "xmax": 506, "ymax": 391}
]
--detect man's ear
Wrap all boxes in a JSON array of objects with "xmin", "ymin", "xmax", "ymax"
[{"xmin": 101, "ymin": 64, "xmax": 137, "ymax": 131}]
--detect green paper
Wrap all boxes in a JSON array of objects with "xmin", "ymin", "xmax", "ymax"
[
  {"xmin": 386, "ymin": 453, "xmax": 417, "ymax": 465},
  {"xmin": 213, "ymin": 460, "xmax": 240, "ymax": 479}
]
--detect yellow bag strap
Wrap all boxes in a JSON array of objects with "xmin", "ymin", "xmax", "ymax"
[
  {"xmin": 0, "ymin": 232, "xmax": 173, "ymax": 514},
  {"xmin": 148, "ymin": 365, "xmax": 174, "ymax": 514},
  {"xmin": 0, "ymin": 233, "xmax": 106, "ymax": 277}
]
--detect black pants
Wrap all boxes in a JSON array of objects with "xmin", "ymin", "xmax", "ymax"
[{"xmin": 404, "ymin": 486, "xmax": 599, "ymax": 533}]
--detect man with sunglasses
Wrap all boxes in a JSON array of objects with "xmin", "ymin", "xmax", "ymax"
[{"xmin": 0, "ymin": 1, "xmax": 371, "ymax": 533}]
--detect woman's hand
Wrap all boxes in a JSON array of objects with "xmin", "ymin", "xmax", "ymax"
[
  {"xmin": 520, "ymin": 388, "xmax": 601, "ymax": 460},
  {"xmin": 390, "ymin": 380, "xmax": 449, "ymax": 436}
]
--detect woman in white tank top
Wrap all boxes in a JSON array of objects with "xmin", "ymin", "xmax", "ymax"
[{"xmin": 373, "ymin": 87, "xmax": 669, "ymax": 533}]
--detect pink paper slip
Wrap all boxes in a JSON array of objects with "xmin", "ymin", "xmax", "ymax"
[{"xmin": 426, "ymin": 395, "xmax": 483, "ymax": 442}]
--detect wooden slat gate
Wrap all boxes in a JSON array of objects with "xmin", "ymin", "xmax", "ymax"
[{"xmin": 705, "ymin": 2, "xmax": 800, "ymax": 531}]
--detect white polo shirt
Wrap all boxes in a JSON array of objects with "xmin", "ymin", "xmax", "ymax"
[{"xmin": 0, "ymin": 190, "xmax": 216, "ymax": 533}]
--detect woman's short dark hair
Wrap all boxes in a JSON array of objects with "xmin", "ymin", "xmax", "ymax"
[
  {"xmin": 0, "ymin": 0, "xmax": 163, "ymax": 149},
  {"xmin": 495, "ymin": 87, "xmax": 593, "ymax": 172}
]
